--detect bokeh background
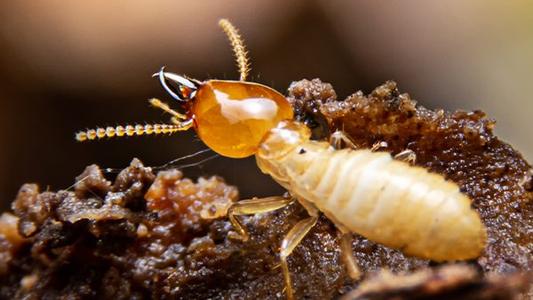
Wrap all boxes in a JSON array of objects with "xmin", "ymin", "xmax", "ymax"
[{"xmin": 0, "ymin": 1, "xmax": 532, "ymax": 210}]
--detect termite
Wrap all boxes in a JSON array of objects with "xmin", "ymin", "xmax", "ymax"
[{"xmin": 75, "ymin": 19, "xmax": 487, "ymax": 299}]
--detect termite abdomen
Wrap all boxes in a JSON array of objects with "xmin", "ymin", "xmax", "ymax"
[{"xmin": 257, "ymin": 121, "xmax": 487, "ymax": 262}]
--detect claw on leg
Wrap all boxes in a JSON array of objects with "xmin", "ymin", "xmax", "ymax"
[
  {"xmin": 280, "ymin": 216, "xmax": 318, "ymax": 300},
  {"xmin": 227, "ymin": 196, "xmax": 294, "ymax": 241},
  {"xmin": 394, "ymin": 149, "xmax": 416, "ymax": 164}
]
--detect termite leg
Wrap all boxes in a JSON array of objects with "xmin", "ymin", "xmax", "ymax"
[
  {"xmin": 338, "ymin": 231, "xmax": 361, "ymax": 280},
  {"xmin": 330, "ymin": 131, "xmax": 357, "ymax": 150},
  {"xmin": 293, "ymin": 196, "xmax": 320, "ymax": 217},
  {"xmin": 149, "ymin": 98, "xmax": 188, "ymax": 120},
  {"xmin": 394, "ymin": 149, "xmax": 417, "ymax": 164},
  {"xmin": 280, "ymin": 216, "xmax": 318, "ymax": 300},
  {"xmin": 371, "ymin": 141, "xmax": 388, "ymax": 152},
  {"xmin": 227, "ymin": 196, "xmax": 294, "ymax": 241}
]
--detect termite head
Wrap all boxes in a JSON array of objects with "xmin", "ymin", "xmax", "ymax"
[{"xmin": 147, "ymin": 19, "xmax": 295, "ymax": 159}]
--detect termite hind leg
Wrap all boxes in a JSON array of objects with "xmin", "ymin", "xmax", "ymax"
[
  {"xmin": 280, "ymin": 216, "xmax": 318, "ymax": 300},
  {"xmin": 227, "ymin": 196, "xmax": 294, "ymax": 241},
  {"xmin": 330, "ymin": 130, "xmax": 357, "ymax": 150},
  {"xmin": 394, "ymin": 149, "xmax": 417, "ymax": 164},
  {"xmin": 339, "ymin": 231, "xmax": 361, "ymax": 281}
]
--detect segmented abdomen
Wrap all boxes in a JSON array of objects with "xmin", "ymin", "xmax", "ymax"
[{"xmin": 259, "ymin": 141, "xmax": 486, "ymax": 261}]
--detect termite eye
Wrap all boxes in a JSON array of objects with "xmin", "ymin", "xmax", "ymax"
[{"xmin": 155, "ymin": 68, "xmax": 198, "ymax": 102}]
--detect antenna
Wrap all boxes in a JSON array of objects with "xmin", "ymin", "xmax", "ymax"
[
  {"xmin": 75, "ymin": 122, "xmax": 192, "ymax": 142},
  {"xmin": 218, "ymin": 19, "xmax": 251, "ymax": 81}
]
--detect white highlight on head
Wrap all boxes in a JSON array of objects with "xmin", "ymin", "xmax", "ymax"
[{"xmin": 214, "ymin": 90, "xmax": 278, "ymax": 124}]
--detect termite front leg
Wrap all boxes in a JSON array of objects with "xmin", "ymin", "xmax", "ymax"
[
  {"xmin": 280, "ymin": 216, "xmax": 318, "ymax": 300},
  {"xmin": 227, "ymin": 196, "xmax": 294, "ymax": 241},
  {"xmin": 394, "ymin": 149, "xmax": 417, "ymax": 164}
]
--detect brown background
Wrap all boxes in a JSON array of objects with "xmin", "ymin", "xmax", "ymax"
[{"xmin": 0, "ymin": 1, "xmax": 532, "ymax": 210}]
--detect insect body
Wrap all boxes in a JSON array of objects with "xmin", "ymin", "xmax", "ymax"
[
  {"xmin": 76, "ymin": 19, "xmax": 487, "ymax": 300},
  {"xmin": 257, "ymin": 121, "xmax": 486, "ymax": 261}
]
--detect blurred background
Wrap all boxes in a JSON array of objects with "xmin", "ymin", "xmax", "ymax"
[{"xmin": 0, "ymin": 1, "xmax": 532, "ymax": 210}]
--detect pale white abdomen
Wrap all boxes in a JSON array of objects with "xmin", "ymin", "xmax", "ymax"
[{"xmin": 257, "ymin": 138, "xmax": 487, "ymax": 261}]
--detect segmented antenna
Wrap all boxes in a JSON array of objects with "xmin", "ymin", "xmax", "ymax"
[
  {"xmin": 218, "ymin": 19, "xmax": 251, "ymax": 81},
  {"xmin": 75, "ymin": 123, "xmax": 190, "ymax": 142}
]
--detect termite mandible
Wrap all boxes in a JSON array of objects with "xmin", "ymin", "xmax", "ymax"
[{"xmin": 75, "ymin": 19, "xmax": 487, "ymax": 300}]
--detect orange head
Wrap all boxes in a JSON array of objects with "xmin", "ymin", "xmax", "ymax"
[{"xmin": 157, "ymin": 70, "xmax": 294, "ymax": 158}]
